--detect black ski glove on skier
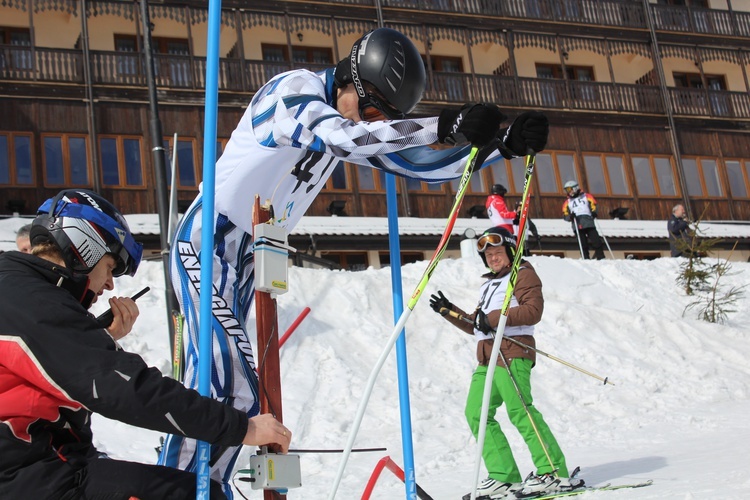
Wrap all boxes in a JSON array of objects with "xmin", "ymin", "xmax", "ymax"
[
  {"xmin": 497, "ymin": 111, "xmax": 549, "ymax": 158},
  {"xmin": 438, "ymin": 103, "xmax": 506, "ymax": 146},
  {"xmin": 473, "ymin": 309, "xmax": 496, "ymax": 334},
  {"xmin": 429, "ymin": 291, "xmax": 454, "ymax": 314}
]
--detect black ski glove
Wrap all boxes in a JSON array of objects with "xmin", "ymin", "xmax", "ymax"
[
  {"xmin": 429, "ymin": 291, "xmax": 453, "ymax": 314},
  {"xmin": 473, "ymin": 309, "xmax": 496, "ymax": 335},
  {"xmin": 592, "ymin": 211, "xmax": 598, "ymax": 219},
  {"xmin": 498, "ymin": 111, "xmax": 549, "ymax": 158},
  {"xmin": 438, "ymin": 103, "xmax": 506, "ymax": 147}
]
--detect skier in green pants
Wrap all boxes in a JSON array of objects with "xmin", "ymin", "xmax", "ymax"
[{"xmin": 430, "ymin": 226, "xmax": 583, "ymax": 499}]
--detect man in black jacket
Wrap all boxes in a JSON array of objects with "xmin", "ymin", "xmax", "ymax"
[
  {"xmin": 0, "ymin": 189, "xmax": 290, "ymax": 499},
  {"xmin": 668, "ymin": 204, "xmax": 691, "ymax": 257}
]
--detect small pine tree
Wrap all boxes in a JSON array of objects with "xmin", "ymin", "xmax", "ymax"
[
  {"xmin": 684, "ymin": 242, "xmax": 747, "ymax": 324},
  {"xmin": 675, "ymin": 209, "xmax": 716, "ymax": 296}
]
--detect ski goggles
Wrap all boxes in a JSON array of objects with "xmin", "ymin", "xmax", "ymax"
[
  {"xmin": 359, "ymin": 103, "xmax": 388, "ymax": 122},
  {"xmin": 564, "ymin": 185, "xmax": 578, "ymax": 194},
  {"xmin": 477, "ymin": 232, "xmax": 516, "ymax": 253}
]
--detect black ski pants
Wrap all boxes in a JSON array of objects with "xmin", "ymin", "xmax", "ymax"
[{"xmin": 578, "ymin": 227, "xmax": 605, "ymax": 260}]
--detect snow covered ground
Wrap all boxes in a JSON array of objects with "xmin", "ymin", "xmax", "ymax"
[{"xmin": 2, "ymin": 217, "xmax": 749, "ymax": 499}]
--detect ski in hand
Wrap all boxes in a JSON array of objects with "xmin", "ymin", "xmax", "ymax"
[{"xmin": 528, "ymin": 480, "xmax": 653, "ymax": 499}]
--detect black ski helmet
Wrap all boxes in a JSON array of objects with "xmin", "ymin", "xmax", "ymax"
[
  {"xmin": 477, "ymin": 226, "xmax": 516, "ymax": 267},
  {"xmin": 334, "ymin": 27, "xmax": 426, "ymax": 119},
  {"xmin": 30, "ymin": 189, "xmax": 143, "ymax": 277},
  {"xmin": 491, "ymin": 184, "xmax": 507, "ymax": 196}
]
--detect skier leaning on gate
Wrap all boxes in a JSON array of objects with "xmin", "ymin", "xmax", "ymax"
[
  {"xmin": 159, "ymin": 26, "xmax": 550, "ymax": 493},
  {"xmin": 430, "ymin": 227, "xmax": 583, "ymax": 499},
  {"xmin": 561, "ymin": 180, "xmax": 605, "ymax": 260},
  {"xmin": 0, "ymin": 190, "xmax": 290, "ymax": 500}
]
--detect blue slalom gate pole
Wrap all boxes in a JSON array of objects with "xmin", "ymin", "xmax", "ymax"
[
  {"xmin": 385, "ymin": 173, "xmax": 417, "ymax": 499},
  {"xmin": 197, "ymin": 0, "xmax": 222, "ymax": 498}
]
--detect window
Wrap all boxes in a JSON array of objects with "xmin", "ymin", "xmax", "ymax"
[
  {"xmin": 42, "ymin": 134, "xmax": 90, "ymax": 187},
  {"xmin": 632, "ymin": 155, "xmax": 677, "ymax": 197},
  {"xmin": 261, "ymin": 44, "xmax": 333, "ymax": 65},
  {"xmin": 0, "ymin": 132, "xmax": 33, "ymax": 185},
  {"xmin": 356, "ymin": 164, "xmax": 382, "ymax": 192},
  {"xmin": 0, "ymin": 26, "xmax": 32, "ymax": 70},
  {"xmin": 450, "ymin": 167, "xmax": 485, "ymax": 194},
  {"xmin": 116, "ymin": 35, "xmax": 190, "ymax": 85},
  {"xmin": 536, "ymin": 63, "xmax": 595, "ymax": 81},
  {"xmin": 216, "ymin": 138, "xmax": 229, "ymax": 160},
  {"xmin": 673, "ymin": 72, "xmax": 726, "ymax": 90},
  {"xmin": 535, "ymin": 152, "xmax": 578, "ymax": 194},
  {"xmin": 318, "ymin": 161, "xmax": 348, "ymax": 191},
  {"xmin": 100, "ymin": 136, "xmax": 144, "ymax": 187},
  {"xmin": 165, "ymin": 137, "xmax": 198, "ymax": 188},
  {"xmin": 682, "ymin": 156, "xmax": 723, "ymax": 197},
  {"xmin": 319, "ymin": 251, "xmax": 368, "ymax": 271},
  {"xmin": 406, "ymin": 176, "xmax": 444, "ymax": 193},
  {"xmin": 583, "ymin": 154, "xmax": 629, "ymax": 195},
  {"xmin": 379, "ymin": 251, "xmax": 423, "ymax": 267},
  {"xmin": 725, "ymin": 159, "xmax": 749, "ymax": 199}
]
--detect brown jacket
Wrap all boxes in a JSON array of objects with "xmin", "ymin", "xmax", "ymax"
[{"xmin": 443, "ymin": 261, "xmax": 543, "ymax": 367}]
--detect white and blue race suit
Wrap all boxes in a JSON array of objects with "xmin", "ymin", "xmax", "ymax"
[{"xmin": 158, "ymin": 67, "xmax": 505, "ymax": 495}]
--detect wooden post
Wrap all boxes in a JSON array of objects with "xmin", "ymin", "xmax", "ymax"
[{"xmin": 252, "ymin": 195, "xmax": 285, "ymax": 500}]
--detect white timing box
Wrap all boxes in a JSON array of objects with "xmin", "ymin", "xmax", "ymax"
[
  {"xmin": 248, "ymin": 452, "xmax": 302, "ymax": 490},
  {"xmin": 254, "ymin": 223, "xmax": 292, "ymax": 295}
]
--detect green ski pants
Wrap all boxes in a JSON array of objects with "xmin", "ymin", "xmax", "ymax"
[{"xmin": 465, "ymin": 359, "xmax": 568, "ymax": 483}]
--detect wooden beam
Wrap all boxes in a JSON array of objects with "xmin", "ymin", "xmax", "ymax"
[{"xmin": 252, "ymin": 196, "xmax": 285, "ymax": 500}]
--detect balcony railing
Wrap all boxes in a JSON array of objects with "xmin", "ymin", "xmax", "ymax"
[{"xmin": 3, "ymin": 45, "xmax": 749, "ymax": 120}]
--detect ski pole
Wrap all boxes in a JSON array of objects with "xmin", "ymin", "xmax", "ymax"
[
  {"xmin": 595, "ymin": 218, "xmax": 615, "ymax": 259},
  {"xmin": 470, "ymin": 151, "xmax": 537, "ymax": 500},
  {"xmin": 572, "ymin": 218, "xmax": 585, "ymax": 259},
  {"xmin": 440, "ymin": 309, "xmax": 614, "ymax": 386},
  {"xmin": 327, "ymin": 144, "xmax": 485, "ymax": 500}
]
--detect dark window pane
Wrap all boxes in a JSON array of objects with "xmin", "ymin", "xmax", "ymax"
[
  {"xmin": 725, "ymin": 161, "xmax": 747, "ymax": 198},
  {"xmin": 69, "ymin": 137, "xmax": 88, "ymax": 185},
  {"xmin": 357, "ymin": 164, "xmax": 376, "ymax": 191},
  {"xmin": 44, "ymin": 137, "xmax": 65, "ymax": 185},
  {"xmin": 491, "ymin": 162, "xmax": 510, "ymax": 191},
  {"xmin": 536, "ymin": 154, "xmax": 557, "ymax": 193},
  {"xmin": 557, "ymin": 154, "xmax": 577, "ymax": 188},
  {"xmin": 701, "ymin": 159, "xmax": 722, "ymax": 197},
  {"xmin": 632, "ymin": 156, "xmax": 656, "ymax": 196},
  {"xmin": 0, "ymin": 136, "xmax": 9, "ymax": 184},
  {"xmin": 216, "ymin": 141, "xmax": 223, "ymax": 160},
  {"xmin": 123, "ymin": 139, "xmax": 142, "ymax": 186},
  {"xmin": 682, "ymin": 158, "xmax": 702, "ymax": 196},
  {"xmin": 330, "ymin": 162, "xmax": 347, "ymax": 189},
  {"xmin": 406, "ymin": 177, "xmax": 422, "ymax": 191},
  {"xmin": 177, "ymin": 140, "xmax": 195, "ymax": 186},
  {"xmin": 606, "ymin": 156, "xmax": 629, "ymax": 195},
  {"xmin": 584, "ymin": 155, "xmax": 606, "ymax": 194},
  {"xmin": 654, "ymin": 158, "xmax": 676, "ymax": 195},
  {"xmin": 14, "ymin": 136, "xmax": 32, "ymax": 185},
  {"xmin": 509, "ymin": 156, "xmax": 526, "ymax": 192},
  {"xmin": 101, "ymin": 138, "xmax": 120, "ymax": 185}
]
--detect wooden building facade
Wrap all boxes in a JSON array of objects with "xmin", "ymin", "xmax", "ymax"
[{"xmin": 2, "ymin": 0, "xmax": 750, "ymax": 227}]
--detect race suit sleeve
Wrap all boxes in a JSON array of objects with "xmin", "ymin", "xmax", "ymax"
[{"xmin": 252, "ymin": 70, "xmax": 504, "ymax": 181}]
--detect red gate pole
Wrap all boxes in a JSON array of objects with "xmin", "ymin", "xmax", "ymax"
[{"xmin": 253, "ymin": 196, "xmax": 284, "ymax": 500}]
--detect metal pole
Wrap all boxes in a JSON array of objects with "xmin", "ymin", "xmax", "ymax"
[
  {"xmin": 642, "ymin": 0, "xmax": 693, "ymax": 220},
  {"xmin": 79, "ymin": 0, "xmax": 100, "ymax": 192},
  {"xmin": 139, "ymin": 0, "xmax": 178, "ymax": 362},
  {"xmin": 572, "ymin": 220, "xmax": 585, "ymax": 259},
  {"xmin": 595, "ymin": 219, "xmax": 615, "ymax": 259},
  {"xmin": 195, "ymin": 0, "xmax": 222, "ymax": 496},
  {"xmin": 375, "ymin": 2, "xmax": 417, "ymax": 498}
]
